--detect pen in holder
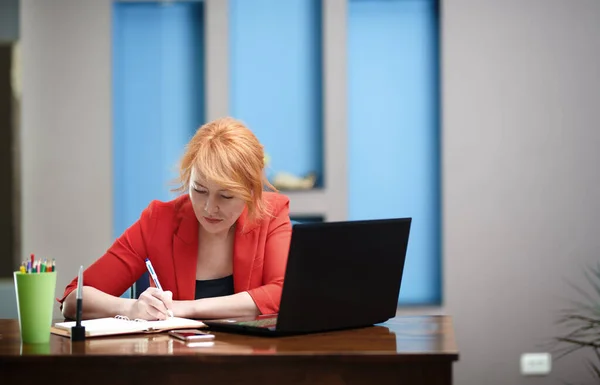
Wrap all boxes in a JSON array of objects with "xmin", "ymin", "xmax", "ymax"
[{"xmin": 71, "ymin": 265, "xmax": 86, "ymax": 342}]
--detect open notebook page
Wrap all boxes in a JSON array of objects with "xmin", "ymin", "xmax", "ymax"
[
  {"xmin": 141, "ymin": 317, "xmax": 206, "ymax": 331},
  {"xmin": 53, "ymin": 316, "xmax": 206, "ymax": 337}
]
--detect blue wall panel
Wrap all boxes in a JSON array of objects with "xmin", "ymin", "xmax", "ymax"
[
  {"xmin": 229, "ymin": 0, "xmax": 323, "ymax": 186},
  {"xmin": 113, "ymin": 2, "xmax": 204, "ymax": 239},
  {"xmin": 348, "ymin": 0, "xmax": 441, "ymax": 305}
]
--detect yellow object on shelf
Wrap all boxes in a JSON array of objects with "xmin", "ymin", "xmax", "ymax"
[{"xmin": 272, "ymin": 172, "xmax": 317, "ymax": 191}]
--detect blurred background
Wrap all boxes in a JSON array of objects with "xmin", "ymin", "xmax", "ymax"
[{"xmin": 1, "ymin": 0, "xmax": 600, "ymax": 384}]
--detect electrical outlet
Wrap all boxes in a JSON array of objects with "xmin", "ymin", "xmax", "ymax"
[{"xmin": 520, "ymin": 353, "xmax": 552, "ymax": 375}]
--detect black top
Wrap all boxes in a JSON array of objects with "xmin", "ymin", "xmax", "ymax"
[{"xmin": 195, "ymin": 275, "xmax": 234, "ymax": 300}]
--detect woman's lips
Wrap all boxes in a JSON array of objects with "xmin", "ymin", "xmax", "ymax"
[{"xmin": 204, "ymin": 217, "xmax": 223, "ymax": 224}]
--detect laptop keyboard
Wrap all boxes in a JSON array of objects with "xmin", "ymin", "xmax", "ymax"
[{"xmin": 236, "ymin": 317, "xmax": 278, "ymax": 328}]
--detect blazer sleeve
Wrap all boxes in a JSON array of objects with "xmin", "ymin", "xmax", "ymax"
[
  {"xmin": 57, "ymin": 201, "xmax": 159, "ymax": 306},
  {"xmin": 246, "ymin": 197, "xmax": 292, "ymax": 314}
]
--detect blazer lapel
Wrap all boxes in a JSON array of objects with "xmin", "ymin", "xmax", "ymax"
[
  {"xmin": 172, "ymin": 199, "xmax": 260, "ymax": 299},
  {"xmin": 233, "ymin": 207, "xmax": 259, "ymax": 293},
  {"xmin": 173, "ymin": 199, "xmax": 198, "ymax": 300}
]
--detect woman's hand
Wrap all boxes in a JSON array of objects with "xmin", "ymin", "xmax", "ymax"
[
  {"xmin": 126, "ymin": 287, "xmax": 173, "ymax": 320},
  {"xmin": 168, "ymin": 292, "xmax": 260, "ymax": 320}
]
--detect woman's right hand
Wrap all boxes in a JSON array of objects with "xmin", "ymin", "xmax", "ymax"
[{"xmin": 126, "ymin": 287, "xmax": 173, "ymax": 320}]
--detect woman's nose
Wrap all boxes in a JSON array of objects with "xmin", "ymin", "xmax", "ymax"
[{"xmin": 204, "ymin": 199, "xmax": 219, "ymax": 215}]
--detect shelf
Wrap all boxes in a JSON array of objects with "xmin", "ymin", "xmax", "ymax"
[{"xmin": 283, "ymin": 189, "xmax": 328, "ymax": 218}]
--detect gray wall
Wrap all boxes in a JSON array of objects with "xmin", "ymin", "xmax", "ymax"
[
  {"xmin": 443, "ymin": 0, "xmax": 600, "ymax": 383},
  {"xmin": 6, "ymin": 0, "xmax": 600, "ymax": 383},
  {"xmin": 18, "ymin": 0, "xmax": 113, "ymax": 318}
]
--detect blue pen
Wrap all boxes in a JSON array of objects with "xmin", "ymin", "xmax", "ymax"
[
  {"xmin": 144, "ymin": 258, "xmax": 173, "ymax": 317},
  {"xmin": 145, "ymin": 258, "xmax": 163, "ymax": 290}
]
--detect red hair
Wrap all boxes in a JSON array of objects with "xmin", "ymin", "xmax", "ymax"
[{"xmin": 174, "ymin": 117, "xmax": 276, "ymax": 222}]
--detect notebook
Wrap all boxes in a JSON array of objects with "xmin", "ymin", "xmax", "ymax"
[{"xmin": 51, "ymin": 315, "xmax": 206, "ymax": 338}]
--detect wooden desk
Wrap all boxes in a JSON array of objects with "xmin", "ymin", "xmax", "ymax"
[{"xmin": 0, "ymin": 315, "xmax": 458, "ymax": 385}]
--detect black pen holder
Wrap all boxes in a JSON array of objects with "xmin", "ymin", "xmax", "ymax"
[{"xmin": 71, "ymin": 325, "xmax": 86, "ymax": 342}]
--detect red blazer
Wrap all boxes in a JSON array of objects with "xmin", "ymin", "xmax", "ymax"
[{"xmin": 59, "ymin": 192, "xmax": 292, "ymax": 315}]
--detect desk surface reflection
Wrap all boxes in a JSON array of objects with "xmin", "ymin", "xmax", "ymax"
[{"xmin": 0, "ymin": 315, "xmax": 458, "ymax": 385}]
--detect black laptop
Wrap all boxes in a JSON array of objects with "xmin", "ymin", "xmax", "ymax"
[{"xmin": 203, "ymin": 217, "xmax": 412, "ymax": 336}]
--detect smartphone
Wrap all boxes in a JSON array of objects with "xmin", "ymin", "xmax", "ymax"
[{"xmin": 168, "ymin": 329, "xmax": 215, "ymax": 341}]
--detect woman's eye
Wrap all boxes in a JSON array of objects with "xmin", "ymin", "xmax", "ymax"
[
  {"xmin": 194, "ymin": 188, "xmax": 207, "ymax": 194},
  {"xmin": 221, "ymin": 195, "xmax": 233, "ymax": 200}
]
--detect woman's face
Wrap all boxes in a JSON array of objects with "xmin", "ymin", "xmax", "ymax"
[{"xmin": 188, "ymin": 169, "xmax": 246, "ymax": 235}]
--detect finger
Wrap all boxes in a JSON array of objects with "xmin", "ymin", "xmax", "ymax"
[
  {"xmin": 140, "ymin": 296, "xmax": 168, "ymax": 320},
  {"xmin": 164, "ymin": 291, "xmax": 174, "ymax": 317},
  {"xmin": 152, "ymin": 290, "xmax": 174, "ymax": 312},
  {"xmin": 140, "ymin": 291, "xmax": 169, "ymax": 318},
  {"xmin": 144, "ymin": 287, "xmax": 163, "ymax": 296},
  {"xmin": 132, "ymin": 300, "xmax": 164, "ymax": 321},
  {"xmin": 143, "ymin": 304, "xmax": 167, "ymax": 321},
  {"xmin": 159, "ymin": 290, "xmax": 173, "ymax": 309},
  {"xmin": 142, "ymin": 288, "xmax": 172, "ymax": 318},
  {"xmin": 156, "ymin": 290, "xmax": 174, "ymax": 317}
]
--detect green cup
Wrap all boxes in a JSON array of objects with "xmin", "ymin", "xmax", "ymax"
[
  {"xmin": 14, "ymin": 271, "xmax": 57, "ymax": 344},
  {"xmin": 20, "ymin": 342, "xmax": 51, "ymax": 355}
]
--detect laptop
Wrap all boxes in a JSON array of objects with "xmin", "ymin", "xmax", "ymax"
[{"xmin": 203, "ymin": 217, "xmax": 412, "ymax": 336}]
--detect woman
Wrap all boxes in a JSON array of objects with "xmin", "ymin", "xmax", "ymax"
[{"xmin": 60, "ymin": 117, "xmax": 292, "ymax": 321}]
